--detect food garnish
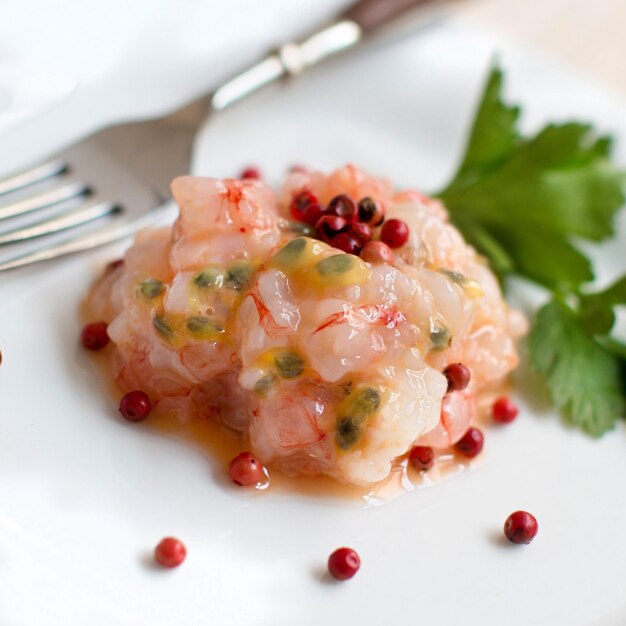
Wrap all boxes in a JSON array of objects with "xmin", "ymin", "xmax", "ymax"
[
  {"xmin": 328, "ymin": 547, "xmax": 360, "ymax": 581},
  {"xmin": 492, "ymin": 396, "xmax": 519, "ymax": 424},
  {"xmin": 443, "ymin": 363, "xmax": 471, "ymax": 393},
  {"xmin": 455, "ymin": 427, "xmax": 484, "ymax": 459},
  {"xmin": 119, "ymin": 391, "xmax": 152, "ymax": 422},
  {"xmin": 503, "ymin": 511, "xmax": 539, "ymax": 545},
  {"xmin": 81, "ymin": 321, "xmax": 110, "ymax": 351},
  {"xmin": 380, "ymin": 218, "xmax": 410, "ymax": 248},
  {"xmin": 228, "ymin": 452, "xmax": 268, "ymax": 487},
  {"xmin": 154, "ymin": 537, "xmax": 187, "ymax": 568},
  {"xmin": 408, "ymin": 446, "xmax": 435, "ymax": 471},
  {"xmin": 437, "ymin": 65, "xmax": 626, "ymax": 435},
  {"xmin": 239, "ymin": 166, "xmax": 261, "ymax": 180}
]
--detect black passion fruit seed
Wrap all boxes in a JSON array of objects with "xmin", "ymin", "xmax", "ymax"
[
  {"xmin": 273, "ymin": 237, "xmax": 308, "ymax": 266},
  {"xmin": 225, "ymin": 262, "xmax": 253, "ymax": 290},
  {"xmin": 351, "ymin": 387, "xmax": 380, "ymax": 419},
  {"xmin": 274, "ymin": 352, "xmax": 305, "ymax": 379},
  {"xmin": 336, "ymin": 417, "xmax": 361, "ymax": 450},
  {"xmin": 254, "ymin": 373, "xmax": 276, "ymax": 396},
  {"xmin": 138, "ymin": 279, "xmax": 164, "ymax": 299},
  {"xmin": 315, "ymin": 254, "xmax": 355, "ymax": 277},
  {"xmin": 185, "ymin": 316, "xmax": 225, "ymax": 338},
  {"xmin": 335, "ymin": 388, "xmax": 381, "ymax": 450},
  {"xmin": 153, "ymin": 314, "xmax": 174, "ymax": 338},
  {"xmin": 193, "ymin": 267, "xmax": 223, "ymax": 288},
  {"xmin": 430, "ymin": 326, "xmax": 451, "ymax": 350}
]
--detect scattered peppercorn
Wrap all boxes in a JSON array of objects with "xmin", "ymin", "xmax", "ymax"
[
  {"xmin": 240, "ymin": 167, "xmax": 260, "ymax": 180},
  {"xmin": 330, "ymin": 232, "xmax": 362, "ymax": 255},
  {"xmin": 504, "ymin": 511, "xmax": 538, "ymax": 544},
  {"xmin": 349, "ymin": 222, "xmax": 372, "ymax": 245},
  {"xmin": 443, "ymin": 363, "xmax": 471, "ymax": 392},
  {"xmin": 315, "ymin": 215, "xmax": 349, "ymax": 243},
  {"xmin": 328, "ymin": 547, "xmax": 360, "ymax": 581},
  {"xmin": 229, "ymin": 451, "xmax": 266, "ymax": 486},
  {"xmin": 360, "ymin": 241, "xmax": 394, "ymax": 265},
  {"xmin": 455, "ymin": 427, "xmax": 484, "ymax": 458},
  {"xmin": 409, "ymin": 446, "xmax": 434, "ymax": 470},
  {"xmin": 81, "ymin": 322, "xmax": 110, "ymax": 351},
  {"xmin": 492, "ymin": 396, "xmax": 519, "ymax": 423},
  {"xmin": 327, "ymin": 194, "xmax": 358, "ymax": 222},
  {"xmin": 119, "ymin": 391, "xmax": 152, "ymax": 422},
  {"xmin": 154, "ymin": 537, "xmax": 187, "ymax": 568},
  {"xmin": 380, "ymin": 218, "xmax": 410, "ymax": 248},
  {"xmin": 357, "ymin": 197, "xmax": 385, "ymax": 226},
  {"xmin": 291, "ymin": 191, "xmax": 323, "ymax": 226}
]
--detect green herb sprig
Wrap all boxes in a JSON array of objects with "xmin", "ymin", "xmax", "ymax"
[{"xmin": 436, "ymin": 65, "xmax": 626, "ymax": 435}]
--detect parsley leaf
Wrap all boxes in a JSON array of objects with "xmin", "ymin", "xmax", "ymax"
[
  {"xmin": 435, "ymin": 63, "xmax": 626, "ymax": 435},
  {"xmin": 580, "ymin": 275, "xmax": 626, "ymax": 335},
  {"xmin": 437, "ymin": 65, "xmax": 626, "ymax": 291},
  {"xmin": 528, "ymin": 299, "xmax": 625, "ymax": 436},
  {"xmin": 448, "ymin": 66, "xmax": 521, "ymax": 189}
]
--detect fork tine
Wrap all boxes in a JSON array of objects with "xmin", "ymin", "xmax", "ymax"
[
  {"xmin": 0, "ymin": 201, "xmax": 120, "ymax": 245},
  {"xmin": 0, "ymin": 202, "xmax": 174, "ymax": 272},
  {"xmin": 0, "ymin": 160, "xmax": 68, "ymax": 197},
  {"xmin": 0, "ymin": 181, "xmax": 90, "ymax": 220}
]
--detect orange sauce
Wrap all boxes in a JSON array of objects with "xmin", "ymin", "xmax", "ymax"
[{"xmin": 82, "ymin": 290, "xmax": 503, "ymax": 507}]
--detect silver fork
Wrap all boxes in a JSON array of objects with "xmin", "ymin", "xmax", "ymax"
[{"xmin": 0, "ymin": 0, "xmax": 437, "ymax": 272}]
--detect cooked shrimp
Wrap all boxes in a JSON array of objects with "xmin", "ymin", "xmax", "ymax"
[
  {"xmin": 413, "ymin": 389, "xmax": 475, "ymax": 448},
  {"xmin": 170, "ymin": 176, "xmax": 281, "ymax": 271},
  {"xmin": 85, "ymin": 164, "xmax": 525, "ymax": 487}
]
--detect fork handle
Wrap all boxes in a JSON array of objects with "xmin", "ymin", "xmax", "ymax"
[
  {"xmin": 342, "ymin": 0, "xmax": 437, "ymax": 32},
  {"xmin": 210, "ymin": 0, "xmax": 443, "ymax": 111}
]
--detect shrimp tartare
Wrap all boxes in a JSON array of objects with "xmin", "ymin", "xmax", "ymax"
[{"xmin": 85, "ymin": 165, "xmax": 526, "ymax": 487}]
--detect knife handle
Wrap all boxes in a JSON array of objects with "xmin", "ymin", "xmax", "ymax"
[{"xmin": 342, "ymin": 0, "xmax": 437, "ymax": 33}]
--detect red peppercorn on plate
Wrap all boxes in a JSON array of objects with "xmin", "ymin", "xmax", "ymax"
[{"xmin": 1, "ymin": 21, "xmax": 626, "ymax": 626}]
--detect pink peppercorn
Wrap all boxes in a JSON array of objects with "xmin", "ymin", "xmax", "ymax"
[
  {"xmin": 409, "ymin": 446, "xmax": 434, "ymax": 470},
  {"xmin": 315, "ymin": 215, "xmax": 349, "ymax": 243},
  {"xmin": 119, "ymin": 391, "xmax": 152, "ymax": 422},
  {"xmin": 455, "ymin": 427, "xmax": 484, "ymax": 458},
  {"xmin": 331, "ymin": 232, "xmax": 362, "ymax": 255},
  {"xmin": 504, "ymin": 511, "xmax": 538, "ymax": 545},
  {"xmin": 229, "ymin": 452, "xmax": 266, "ymax": 486},
  {"xmin": 81, "ymin": 322, "xmax": 110, "ymax": 351},
  {"xmin": 360, "ymin": 241, "xmax": 395, "ymax": 265},
  {"xmin": 326, "ymin": 194, "xmax": 358, "ymax": 222},
  {"xmin": 349, "ymin": 222, "xmax": 373, "ymax": 245},
  {"xmin": 291, "ymin": 191, "xmax": 323, "ymax": 226},
  {"xmin": 443, "ymin": 363, "xmax": 471, "ymax": 392},
  {"xmin": 154, "ymin": 537, "xmax": 187, "ymax": 568},
  {"xmin": 240, "ymin": 167, "xmax": 260, "ymax": 180},
  {"xmin": 357, "ymin": 197, "xmax": 385, "ymax": 226},
  {"xmin": 328, "ymin": 547, "xmax": 360, "ymax": 581},
  {"xmin": 380, "ymin": 219, "xmax": 409, "ymax": 248},
  {"xmin": 492, "ymin": 396, "xmax": 519, "ymax": 423}
]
